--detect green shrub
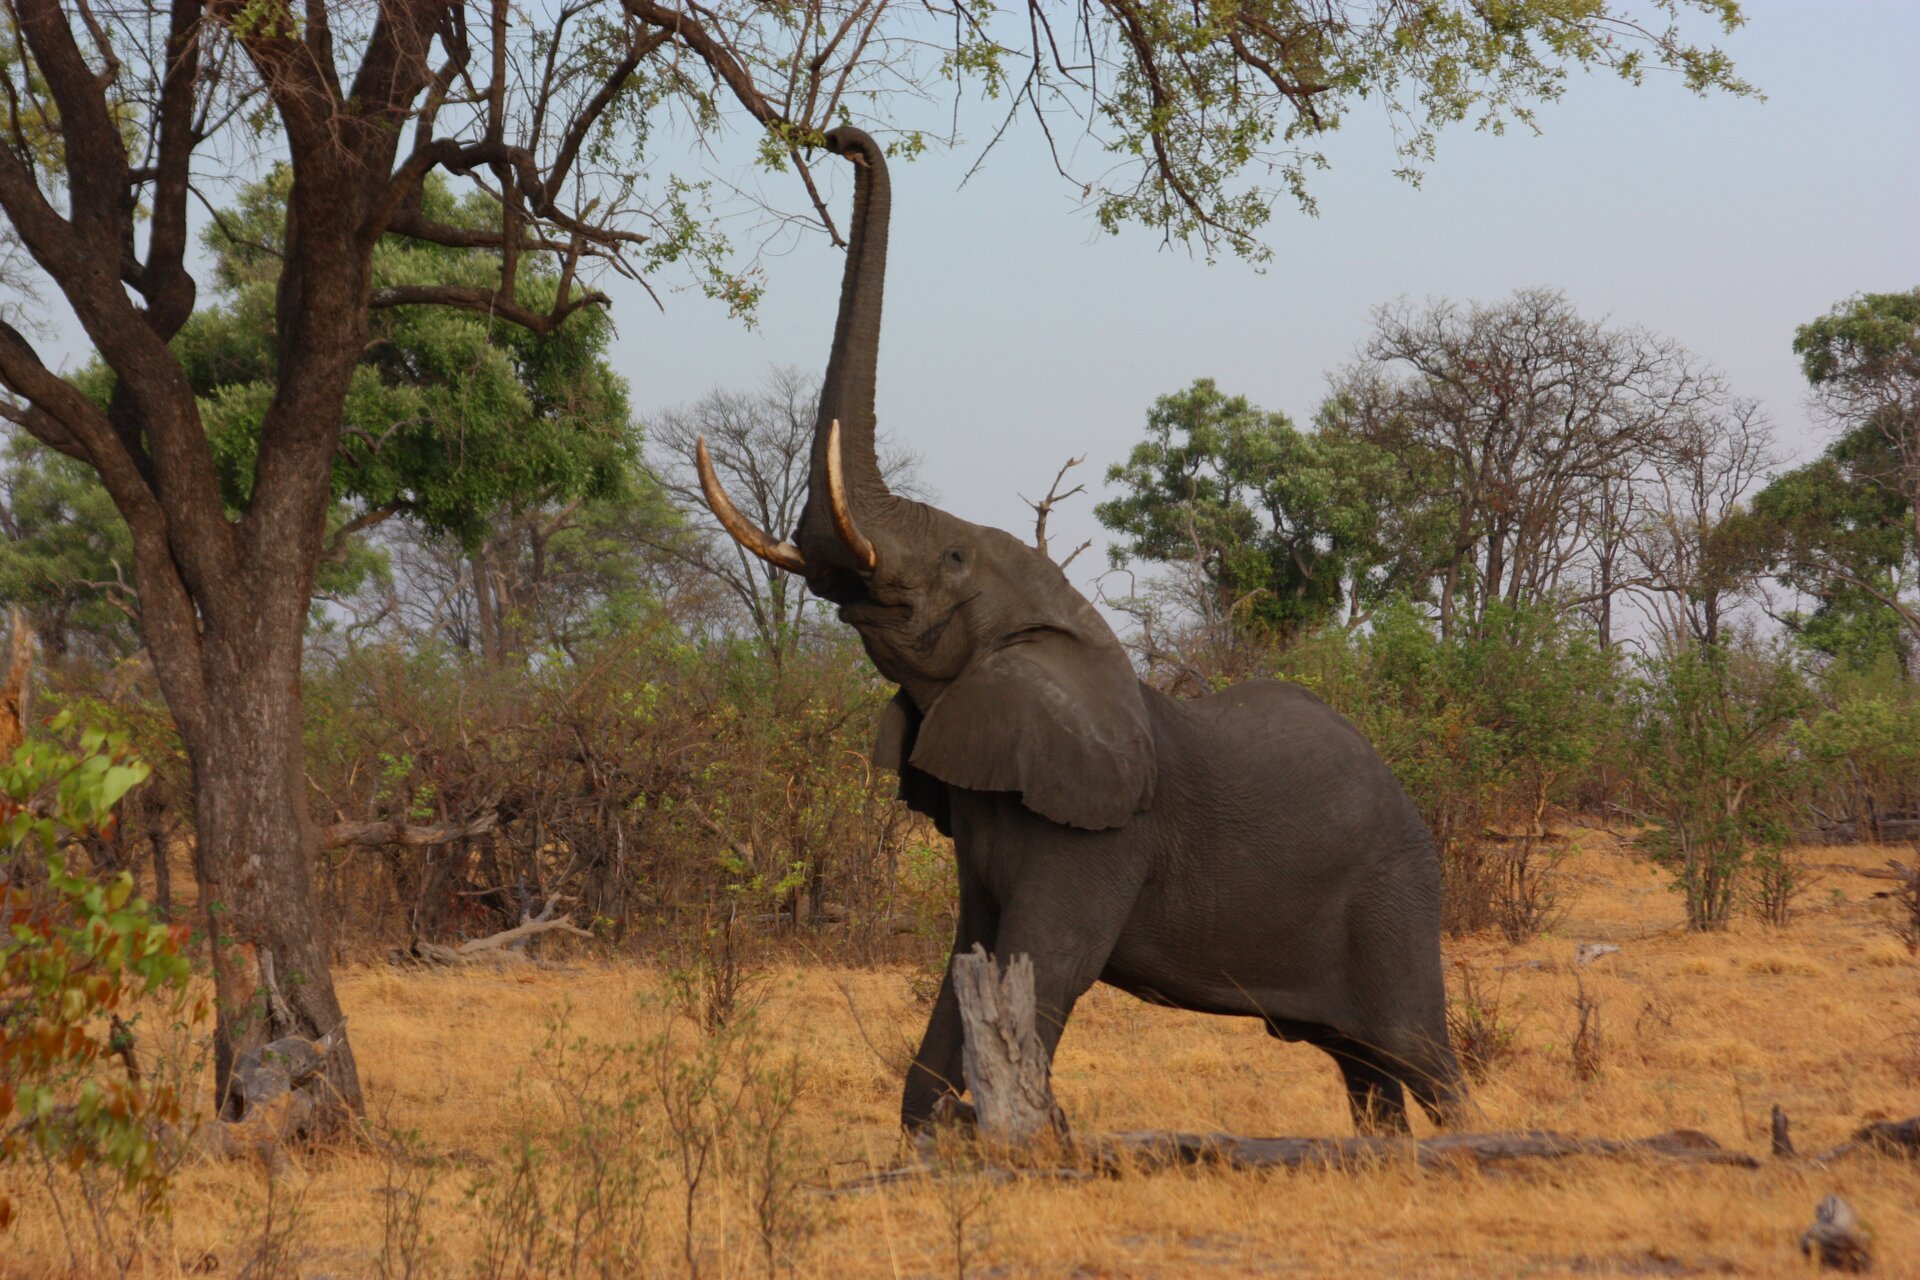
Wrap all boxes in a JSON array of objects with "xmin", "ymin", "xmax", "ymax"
[
  {"xmin": 1, "ymin": 720, "xmax": 202, "ymax": 1236},
  {"xmin": 1795, "ymin": 657, "xmax": 1920, "ymax": 840},
  {"xmin": 1631, "ymin": 639, "xmax": 1811, "ymax": 930}
]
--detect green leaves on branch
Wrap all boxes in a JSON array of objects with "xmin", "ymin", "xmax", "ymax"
[
  {"xmin": 179, "ymin": 171, "xmax": 639, "ymax": 553},
  {"xmin": 1, "ymin": 720, "xmax": 203, "ymax": 1233},
  {"xmin": 0, "ymin": 435, "xmax": 138, "ymax": 660},
  {"xmin": 1061, "ymin": 0, "xmax": 1753, "ymax": 259}
]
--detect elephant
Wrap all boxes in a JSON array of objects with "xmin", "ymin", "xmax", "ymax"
[{"xmin": 695, "ymin": 125, "xmax": 1470, "ymax": 1135}]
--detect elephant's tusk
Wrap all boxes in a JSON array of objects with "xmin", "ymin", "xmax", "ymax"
[
  {"xmin": 695, "ymin": 437, "xmax": 807, "ymax": 573},
  {"xmin": 826, "ymin": 419, "xmax": 878, "ymax": 572}
]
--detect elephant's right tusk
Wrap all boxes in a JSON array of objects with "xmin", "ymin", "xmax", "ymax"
[
  {"xmin": 696, "ymin": 437, "xmax": 807, "ymax": 573},
  {"xmin": 826, "ymin": 419, "xmax": 878, "ymax": 572}
]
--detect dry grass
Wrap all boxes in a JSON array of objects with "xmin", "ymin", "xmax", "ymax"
[{"xmin": 6, "ymin": 830, "xmax": 1919, "ymax": 1278}]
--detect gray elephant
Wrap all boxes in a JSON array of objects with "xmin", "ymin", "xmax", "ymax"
[{"xmin": 696, "ymin": 126, "xmax": 1469, "ymax": 1135}]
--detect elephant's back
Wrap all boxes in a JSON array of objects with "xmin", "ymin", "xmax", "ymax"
[
  {"xmin": 1142, "ymin": 677, "xmax": 1434, "ymax": 879},
  {"xmin": 1152, "ymin": 680, "xmax": 1404, "ymax": 802}
]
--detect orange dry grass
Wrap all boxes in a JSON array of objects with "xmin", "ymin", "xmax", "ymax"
[{"xmin": 6, "ymin": 831, "xmax": 1919, "ymax": 1278}]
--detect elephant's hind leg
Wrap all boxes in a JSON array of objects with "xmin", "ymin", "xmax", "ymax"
[
  {"xmin": 1402, "ymin": 1048, "xmax": 1473, "ymax": 1129},
  {"xmin": 1367, "ymin": 1022, "xmax": 1472, "ymax": 1130},
  {"xmin": 1324, "ymin": 1039, "xmax": 1411, "ymax": 1136}
]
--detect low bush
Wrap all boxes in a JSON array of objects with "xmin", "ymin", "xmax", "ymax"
[{"xmin": 300, "ymin": 623, "xmax": 939, "ymax": 965}]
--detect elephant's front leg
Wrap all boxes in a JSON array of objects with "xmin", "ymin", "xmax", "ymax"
[
  {"xmin": 901, "ymin": 863, "xmax": 998, "ymax": 1131},
  {"xmin": 980, "ymin": 824, "xmax": 1150, "ymax": 1092}
]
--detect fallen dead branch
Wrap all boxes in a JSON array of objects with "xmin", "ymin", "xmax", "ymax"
[
  {"xmin": 388, "ymin": 894, "xmax": 591, "ymax": 966},
  {"xmin": 1094, "ymin": 1126, "xmax": 1760, "ymax": 1171},
  {"xmin": 323, "ymin": 811, "xmax": 499, "ymax": 850},
  {"xmin": 829, "ymin": 1126, "xmax": 1760, "ymax": 1195},
  {"xmin": 1795, "ymin": 1113, "xmax": 1920, "ymax": 1164}
]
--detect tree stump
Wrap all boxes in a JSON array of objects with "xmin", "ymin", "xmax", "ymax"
[
  {"xmin": 1800, "ymin": 1195, "xmax": 1871, "ymax": 1272},
  {"xmin": 1771, "ymin": 1104, "xmax": 1796, "ymax": 1157},
  {"xmin": 207, "ymin": 1026, "xmax": 346, "ymax": 1168},
  {"xmin": 950, "ymin": 944, "xmax": 1066, "ymax": 1148}
]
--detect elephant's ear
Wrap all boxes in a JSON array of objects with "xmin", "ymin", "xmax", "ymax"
[
  {"xmin": 910, "ymin": 628, "xmax": 1155, "ymax": 830},
  {"xmin": 874, "ymin": 689, "xmax": 952, "ymax": 835}
]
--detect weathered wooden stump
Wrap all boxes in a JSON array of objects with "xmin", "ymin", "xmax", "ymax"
[
  {"xmin": 950, "ymin": 944, "xmax": 1066, "ymax": 1148},
  {"xmin": 1800, "ymin": 1195, "xmax": 1871, "ymax": 1272}
]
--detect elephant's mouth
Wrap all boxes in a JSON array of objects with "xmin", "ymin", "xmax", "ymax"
[
  {"xmin": 908, "ymin": 592, "xmax": 979, "ymax": 655},
  {"xmin": 838, "ymin": 598, "xmax": 907, "ymax": 629},
  {"xmin": 840, "ymin": 592, "xmax": 977, "ymax": 654}
]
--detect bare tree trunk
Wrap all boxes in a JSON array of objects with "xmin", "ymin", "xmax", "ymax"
[
  {"xmin": 950, "ymin": 945, "xmax": 1065, "ymax": 1148},
  {"xmin": 185, "ymin": 629, "xmax": 362, "ymax": 1124},
  {"xmin": 471, "ymin": 549, "xmax": 501, "ymax": 665}
]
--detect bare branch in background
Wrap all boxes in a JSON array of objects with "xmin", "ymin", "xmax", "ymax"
[{"xmin": 1023, "ymin": 454, "xmax": 1091, "ymax": 568}]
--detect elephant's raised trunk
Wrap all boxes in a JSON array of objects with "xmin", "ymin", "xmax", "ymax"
[
  {"xmin": 695, "ymin": 128, "xmax": 889, "ymax": 582},
  {"xmin": 797, "ymin": 126, "xmax": 892, "ymax": 572}
]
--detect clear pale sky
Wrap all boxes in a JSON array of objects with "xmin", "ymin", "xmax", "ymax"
[{"xmin": 610, "ymin": 0, "xmax": 1920, "ymax": 600}]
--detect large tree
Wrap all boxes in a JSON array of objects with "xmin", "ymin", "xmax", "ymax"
[
  {"xmin": 1331, "ymin": 289, "xmax": 1725, "ymax": 639},
  {"xmin": 1750, "ymin": 289, "xmax": 1920, "ymax": 662},
  {"xmin": 1097, "ymin": 377, "xmax": 1438, "ymax": 648},
  {"xmin": 0, "ymin": 0, "xmax": 1753, "ymax": 1123},
  {"xmin": 175, "ymin": 171, "xmax": 645, "ymax": 667}
]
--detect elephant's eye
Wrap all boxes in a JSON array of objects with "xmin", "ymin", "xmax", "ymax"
[{"xmin": 942, "ymin": 546, "xmax": 969, "ymax": 572}]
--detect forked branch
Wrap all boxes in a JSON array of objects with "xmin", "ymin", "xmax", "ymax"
[{"xmin": 1023, "ymin": 454, "xmax": 1092, "ymax": 568}]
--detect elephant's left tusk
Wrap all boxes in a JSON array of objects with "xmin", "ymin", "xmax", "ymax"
[{"xmin": 826, "ymin": 419, "xmax": 878, "ymax": 572}]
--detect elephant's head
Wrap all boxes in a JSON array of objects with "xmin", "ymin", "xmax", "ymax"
[{"xmin": 696, "ymin": 127, "xmax": 1155, "ymax": 830}]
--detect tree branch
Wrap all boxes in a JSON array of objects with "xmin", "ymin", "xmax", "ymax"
[{"xmin": 368, "ymin": 284, "xmax": 609, "ymax": 333}]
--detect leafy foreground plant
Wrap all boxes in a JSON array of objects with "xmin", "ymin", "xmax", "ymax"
[{"xmin": 0, "ymin": 718, "xmax": 206, "ymax": 1266}]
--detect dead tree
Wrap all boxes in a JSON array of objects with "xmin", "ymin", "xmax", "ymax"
[
  {"xmin": 950, "ymin": 944, "xmax": 1065, "ymax": 1148},
  {"xmin": 1022, "ymin": 457, "xmax": 1093, "ymax": 569},
  {"xmin": 390, "ymin": 894, "xmax": 591, "ymax": 966}
]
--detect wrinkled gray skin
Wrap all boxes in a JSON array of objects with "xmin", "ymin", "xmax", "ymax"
[{"xmin": 766, "ymin": 128, "xmax": 1468, "ymax": 1135}]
